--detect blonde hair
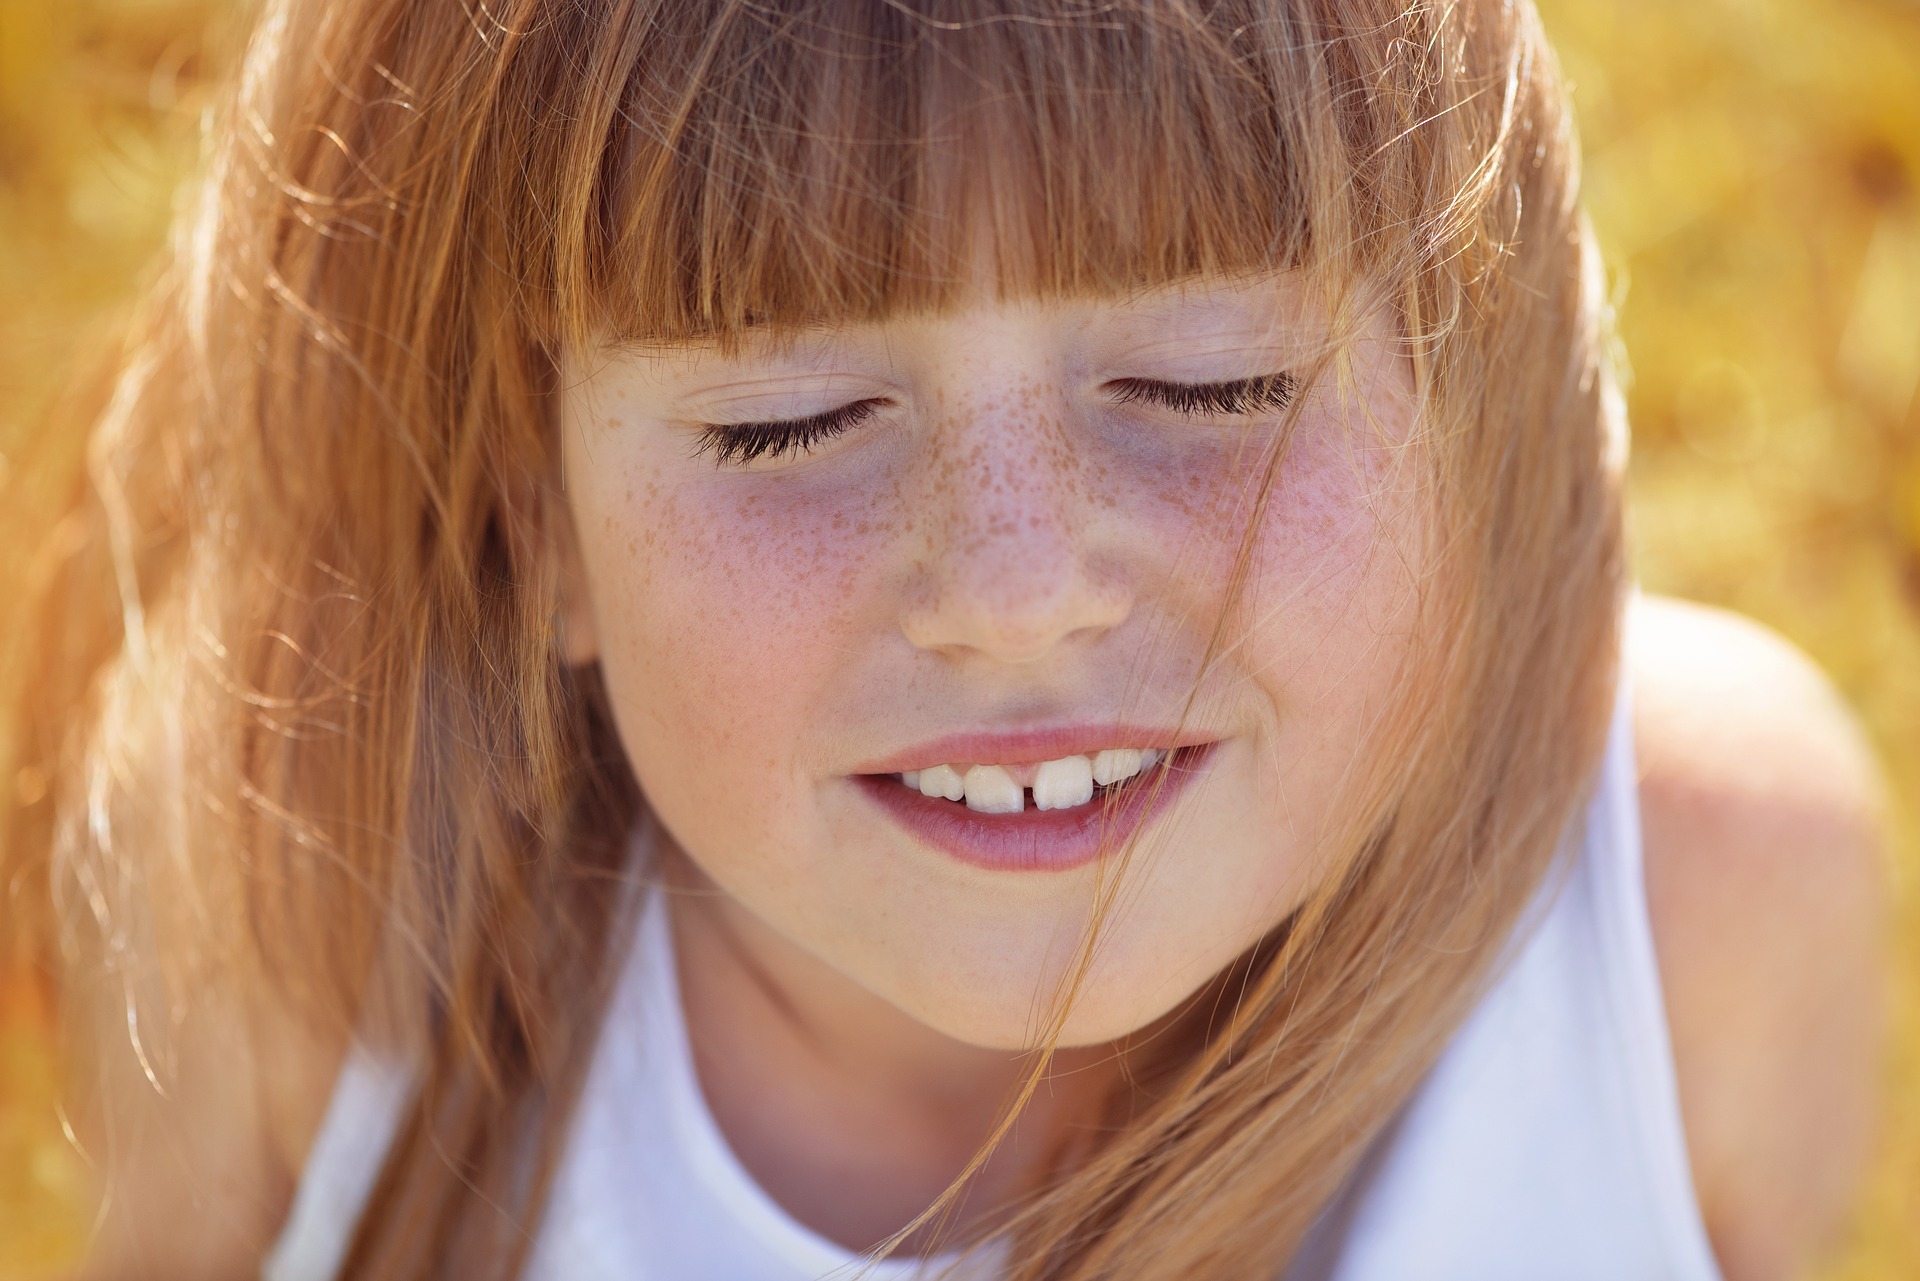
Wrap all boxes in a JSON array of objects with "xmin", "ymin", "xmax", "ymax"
[{"xmin": 1, "ymin": 0, "xmax": 1625, "ymax": 1277}]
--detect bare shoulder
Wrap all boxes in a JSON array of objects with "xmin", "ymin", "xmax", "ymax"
[{"xmin": 1629, "ymin": 594, "xmax": 1889, "ymax": 1281}]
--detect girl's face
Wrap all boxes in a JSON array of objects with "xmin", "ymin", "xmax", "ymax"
[{"xmin": 559, "ymin": 275, "xmax": 1423, "ymax": 1049}]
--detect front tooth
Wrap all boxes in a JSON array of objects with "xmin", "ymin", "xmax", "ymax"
[
  {"xmin": 1032, "ymin": 756, "xmax": 1095, "ymax": 811},
  {"xmin": 901, "ymin": 770, "xmax": 921, "ymax": 791},
  {"xmin": 962, "ymin": 764, "xmax": 1024, "ymax": 814},
  {"xmin": 919, "ymin": 764, "xmax": 966, "ymax": 801},
  {"xmin": 1141, "ymin": 748, "xmax": 1166, "ymax": 769},
  {"xmin": 1091, "ymin": 748, "xmax": 1144, "ymax": 786}
]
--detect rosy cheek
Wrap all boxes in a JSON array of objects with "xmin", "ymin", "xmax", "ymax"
[
  {"xmin": 1246, "ymin": 432, "xmax": 1422, "ymax": 703},
  {"xmin": 1110, "ymin": 432, "xmax": 1302, "ymax": 631},
  {"xmin": 591, "ymin": 458, "xmax": 903, "ymax": 797}
]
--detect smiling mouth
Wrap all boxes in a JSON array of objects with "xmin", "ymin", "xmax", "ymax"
[
  {"xmin": 853, "ymin": 743, "xmax": 1215, "ymax": 873},
  {"xmin": 897, "ymin": 747, "xmax": 1169, "ymax": 814}
]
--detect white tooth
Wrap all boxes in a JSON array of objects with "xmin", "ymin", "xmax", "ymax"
[
  {"xmin": 901, "ymin": 770, "xmax": 921, "ymax": 791},
  {"xmin": 962, "ymin": 764, "xmax": 1024, "ymax": 814},
  {"xmin": 1091, "ymin": 748, "xmax": 1144, "ymax": 787},
  {"xmin": 919, "ymin": 764, "xmax": 966, "ymax": 801},
  {"xmin": 1032, "ymin": 755, "xmax": 1095, "ymax": 811},
  {"xmin": 1142, "ymin": 748, "xmax": 1166, "ymax": 769}
]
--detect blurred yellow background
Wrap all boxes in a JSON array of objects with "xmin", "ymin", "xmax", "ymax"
[{"xmin": 0, "ymin": 0, "xmax": 1916, "ymax": 1276}]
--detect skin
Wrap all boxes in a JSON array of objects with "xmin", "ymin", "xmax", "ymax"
[{"xmin": 72, "ymin": 282, "xmax": 1887, "ymax": 1280}]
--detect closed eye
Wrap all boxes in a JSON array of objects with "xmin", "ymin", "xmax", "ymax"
[
  {"xmin": 1108, "ymin": 373, "xmax": 1296, "ymax": 416},
  {"xmin": 692, "ymin": 374, "xmax": 1294, "ymax": 467},
  {"xmin": 693, "ymin": 398, "xmax": 886, "ymax": 467}
]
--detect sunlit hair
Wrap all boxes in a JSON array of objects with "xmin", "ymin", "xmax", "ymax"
[{"xmin": 1, "ymin": 0, "xmax": 1624, "ymax": 1277}]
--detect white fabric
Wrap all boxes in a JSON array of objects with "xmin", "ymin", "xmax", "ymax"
[
  {"xmin": 520, "ymin": 881, "xmax": 1001, "ymax": 1281},
  {"xmin": 1287, "ymin": 679, "xmax": 1724, "ymax": 1281},
  {"xmin": 261, "ymin": 1046, "xmax": 411, "ymax": 1281},
  {"xmin": 265, "ymin": 678, "xmax": 1723, "ymax": 1281}
]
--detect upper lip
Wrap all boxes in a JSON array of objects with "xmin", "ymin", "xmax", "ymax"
[{"xmin": 851, "ymin": 724, "xmax": 1223, "ymax": 776}]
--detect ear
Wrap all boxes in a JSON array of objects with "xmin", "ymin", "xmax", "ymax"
[{"xmin": 545, "ymin": 482, "xmax": 601, "ymax": 667}]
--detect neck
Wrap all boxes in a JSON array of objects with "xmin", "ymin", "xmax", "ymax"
[{"xmin": 660, "ymin": 845, "xmax": 1127, "ymax": 1256}]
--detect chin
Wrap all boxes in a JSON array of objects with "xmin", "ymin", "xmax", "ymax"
[{"xmin": 899, "ymin": 968, "xmax": 1207, "ymax": 1053}]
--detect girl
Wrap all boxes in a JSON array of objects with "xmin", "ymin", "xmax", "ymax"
[{"xmin": 2, "ymin": 0, "xmax": 1887, "ymax": 1278}]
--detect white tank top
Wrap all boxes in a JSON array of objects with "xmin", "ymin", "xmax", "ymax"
[{"xmin": 264, "ymin": 681, "xmax": 1724, "ymax": 1281}]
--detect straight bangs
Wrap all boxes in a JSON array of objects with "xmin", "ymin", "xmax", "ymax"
[{"xmin": 567, "ymin": 0, "xmax": 1409, "ymax": 347}]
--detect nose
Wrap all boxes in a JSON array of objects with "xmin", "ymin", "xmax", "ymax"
[{"xmin": 899, "ymin": 403, "xmax": 1134, "ymax": 664}]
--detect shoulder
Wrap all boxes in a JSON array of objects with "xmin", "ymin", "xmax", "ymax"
[{"xmin": 1627, "ymin": 594, "xmax": 1888, "ymax": 1281}]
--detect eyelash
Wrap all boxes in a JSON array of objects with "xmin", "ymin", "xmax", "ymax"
[
  {"xmin": 692, "ymin": 373, "xmax": 1296, "ymax": 467},
  {"xmin": 1109, "ymin": 373, "xmax": 1297, "ymax": 416},
  {"xmin": 693, "ymin": 399, "xmax": 884, "ymax": 466}
]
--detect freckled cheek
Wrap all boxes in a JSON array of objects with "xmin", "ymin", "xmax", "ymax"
[
  {"xmin": 1240, "ymin": 446, "xmax": 1425, "ymax": 695},
  {"xmin": 587, "ymin": 477, "xmax": 902, "ymax": 807},
  {"xmin": 1106, "ymin": 444, "xmax": 1271, "ymax": 579}
]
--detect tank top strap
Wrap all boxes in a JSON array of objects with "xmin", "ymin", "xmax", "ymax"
[
  {"xmin": 1575, "ymin": 664, "xmax": 1726, "ymax": 1280},
  {"xmin": 1293, "ymin": 662, "xmax": 1725, "ymax": 1281}
]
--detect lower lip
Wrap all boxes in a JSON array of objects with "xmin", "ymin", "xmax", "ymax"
[{"xmin": 852, "ymin": 745, "xmax": 1216, "ymax": 873}]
